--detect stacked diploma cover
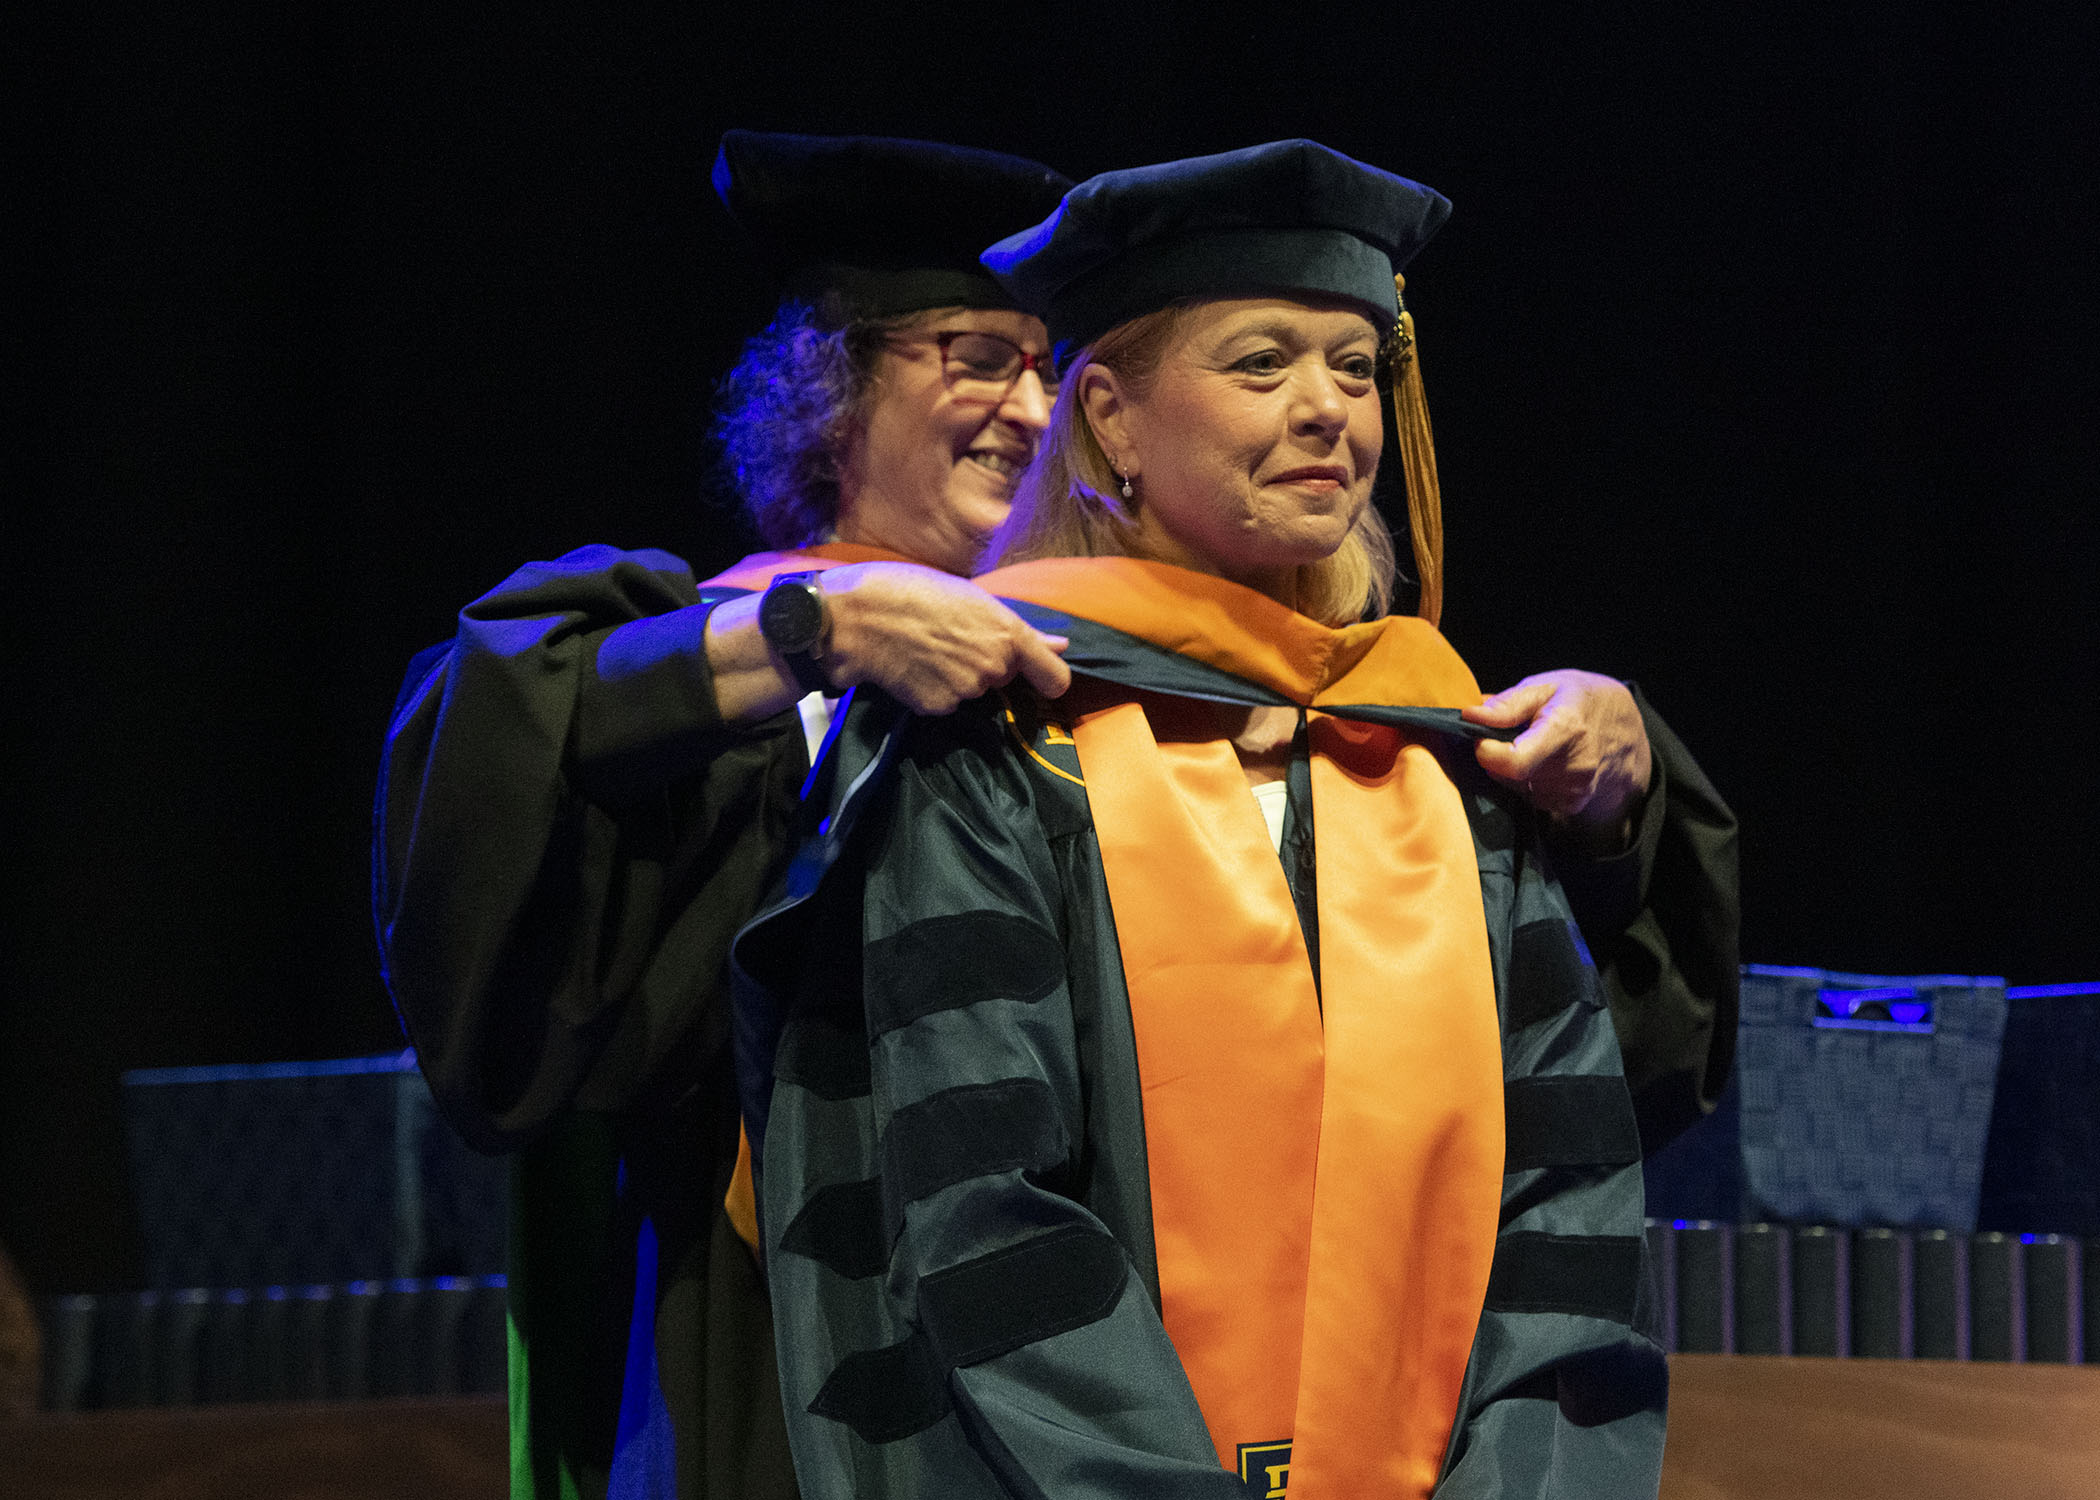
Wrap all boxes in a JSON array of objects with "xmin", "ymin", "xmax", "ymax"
[
  {"xmin": 1646, "ymin": 966, "xmax": 2010, "ymax": 1231},
  {"xmin": 119, "ymin": 1050, "xmax": 504, "ymax": 1288},
  {"xmin": 37, "ymin": 1052, "xmax": 508, "ymax": 1410},
  {"xmin": 1645, "ymin": 968, "xmax": 2100, "ymax": 1363}
]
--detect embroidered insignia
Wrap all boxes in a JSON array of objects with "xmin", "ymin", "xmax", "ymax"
[
  {"xmin": 1236, "ymin": 1440, "xmax": 1292, "ymax": 1497},
  {"xmin": 1000, "ymin": 695, "xmax": 1086, "ymax": 786}
]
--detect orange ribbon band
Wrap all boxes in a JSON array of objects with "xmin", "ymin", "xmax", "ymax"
[{"xmin": 986, "ymin": 558, "xmax": 1504, "ymax": 1498}]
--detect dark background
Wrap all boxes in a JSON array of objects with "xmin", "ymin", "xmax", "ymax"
[{"xmin": 11, "ymin": 4, "xmax": 2095, "ymax": 1292}]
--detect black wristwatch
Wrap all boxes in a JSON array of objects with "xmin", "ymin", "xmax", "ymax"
[{"xmin": 757, "ymin": 571, "xmax": 833, "ymax": 694}]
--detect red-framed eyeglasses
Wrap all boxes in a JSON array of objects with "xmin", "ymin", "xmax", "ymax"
[{"xmin": 926, "ymin": 330, "xmax": 1061, "ymax": 402}]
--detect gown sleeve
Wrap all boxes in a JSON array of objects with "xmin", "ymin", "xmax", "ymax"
[
  {"xmin": 757, "ymin": 708, "xmax": 1247, "ymax": 1500},
  {"xmin": 1548, "ymin": 687, "xmax": 1741, "ymax": 1152},
  {"xmin": 373, "ymin": 544, "xmax": 809, "ymax": 1152}
]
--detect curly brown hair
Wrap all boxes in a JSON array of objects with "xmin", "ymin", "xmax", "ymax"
[{"xmin": 712, "ymin": 298, "xmax": 917, "ymax": 547}]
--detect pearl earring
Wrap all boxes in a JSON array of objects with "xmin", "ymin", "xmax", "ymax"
[{"xmin": 1116, "ymin": 464, "xmax": 1133, "ymax": 501}]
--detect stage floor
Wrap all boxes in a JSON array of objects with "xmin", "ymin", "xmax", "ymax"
[
  {"xmin": 4, "ymin": 1356, "xmax": 2097, "ymax": 1498},
  {"xmin": 1664, "ymin": 1353, "xmax": 2100, "ymax": 1499}
]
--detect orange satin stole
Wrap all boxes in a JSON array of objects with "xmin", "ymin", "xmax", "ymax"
[
  {"xmin": 700, "ymin": 540, "xmax": 913, "ymax": 592},
  {"xmin": 984, "ymin": 558, "xmax": 1507, "ymax": 1499}
]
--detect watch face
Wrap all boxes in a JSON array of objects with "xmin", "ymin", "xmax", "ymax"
[{"xmin": 760, "ymin": 577, "xmax": 826, "ymax": 655}]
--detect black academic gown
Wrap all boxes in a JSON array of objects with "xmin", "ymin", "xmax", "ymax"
[
  {"xmin": 374, "ymin": 545, "xmax": 804, "ymax": 1500},
  {"xmin": 374, "ymin": 545, "xmax": 1737, "ymax": 1500},
  {"xmin": 731, "ymin": 590, "xmax": 1738, "ymax": 1498}
]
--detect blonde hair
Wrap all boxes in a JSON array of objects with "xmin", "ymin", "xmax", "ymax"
[{"xmin": 985, "ymin": 304, "xmax": 1395, "ymax": 627}]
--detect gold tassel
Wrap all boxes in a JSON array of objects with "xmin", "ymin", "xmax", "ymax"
[{"xmin": 1386, "ymin": 272, "xmax": 1444, "ymax": 627}]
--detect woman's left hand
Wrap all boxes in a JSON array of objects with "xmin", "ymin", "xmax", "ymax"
[{"xmin": 1464, "ymin": 671, "xmax": 1653, "ymax": 849}]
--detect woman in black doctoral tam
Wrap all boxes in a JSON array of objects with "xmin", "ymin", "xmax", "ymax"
[
  {"xmin": 376, "ymin": 131, "xmax": 1077, "ymax": 1500},
  {"xmin": 737, "ymin": 140, "xmax": 1738, "ymax": 1498}
]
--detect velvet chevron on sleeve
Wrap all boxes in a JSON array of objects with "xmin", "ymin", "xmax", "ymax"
[
  {"xmin": 1434, "ymin": 747, "xmax": 1668, "ymax": 1497},
  {"xmin": 756, "ymin": 703, "xmax": 1246, "ymax": 1499}
]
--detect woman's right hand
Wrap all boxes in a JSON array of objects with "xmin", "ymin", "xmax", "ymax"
[
  {"xmin": 818, "ymin": 562, "xmax": 1070, "ymax": 714},
  {"xmin": 706, "ymin": 561, "xmax": 1069, "ymax": 722}
]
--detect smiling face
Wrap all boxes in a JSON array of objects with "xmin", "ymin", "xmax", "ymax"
[
  {"xmin": 1081, "ymin": 297, "xmax": 1385, "ymax": 606},
  {"xmin": 833, "ymin": 306, "xmax": 1055, "ymax": 575}
]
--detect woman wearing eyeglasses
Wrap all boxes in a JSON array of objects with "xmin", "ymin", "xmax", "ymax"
[
  {"xmin": 375, "ymin": 133, "xmax": 1075, "ymax": 1500},
  {"xmin": 742, "ymin": 141, "xmax": 1736, "ymax": 1499}
]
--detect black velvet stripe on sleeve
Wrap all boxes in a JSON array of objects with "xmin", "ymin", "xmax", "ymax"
[
  {"xmin": 880, "ymin": 1079, "xmax": 1071, "ymax": 1238},
  {"xmin": 803, "ymin": 1226, "xmax": 1131, "ymax": 1447},
  {"xmin": 778, "ymin": 1176, "xmax": 889, "ymax": 1281},
  {"xmin": 774, "ymin": 1010, "xmax": 873, "ymax": 1101},
  {"xmin": 1502, "ymin": 1076, "xmax": 1644, "ymax": 1172},
  {"xmin": 806, "ymin": 1331, "xmax": 953, "ymax": 1444},
  {"xmin": 1483, "ymin": 1232, "xmax": 1645, "ymax": 1323},
  {"xmin": 919, "ymin": 1224, "xmax": 1129, "ymax": 1371},
  {"xmin": 863, "ymin": 911, "xmax": 1066, "ymax": 1039},
  {"xmin": 1506, "ymin": 918, "xmax": 1604, "ymax": 1033},
  {"xmin": 1480, "ymin": 1338, "xmax": 1668, "ymax": 1428}
]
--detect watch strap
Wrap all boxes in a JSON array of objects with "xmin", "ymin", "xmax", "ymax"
[
  {"xmin": 761, "ymin": 572, "xmax": 834, "ymax": 695},
  {"xmin": 781, "ymin": 640, "xmax": 832, "ymax": 696}
]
